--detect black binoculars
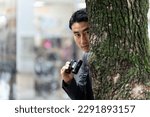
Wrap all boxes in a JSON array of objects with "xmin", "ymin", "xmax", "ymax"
[{"xmin": 65, "ymin": 60, "xmax": 83, "ymax": 74}]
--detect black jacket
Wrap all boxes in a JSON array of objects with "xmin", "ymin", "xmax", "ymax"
[{"xmin": 62, "ymin": 53, "xmax": 94, "ymax": 100}]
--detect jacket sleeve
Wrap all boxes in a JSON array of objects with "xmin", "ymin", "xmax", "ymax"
[
  {"xmin": 62, "ymin": 53, "xmax": 91, "ymax": 100},
  {"xmin": 62, "ymin": 78, "xmax": 87, "ymax": 100}
]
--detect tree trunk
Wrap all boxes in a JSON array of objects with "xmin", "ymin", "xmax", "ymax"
[{"xmin": 86, "ymin": 0, "xmax": 150, "ymax": 99}]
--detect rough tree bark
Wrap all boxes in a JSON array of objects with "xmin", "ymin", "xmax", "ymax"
[{"xmin": 86, "ymin": 0, "xmax": 150, "ymax": 99}]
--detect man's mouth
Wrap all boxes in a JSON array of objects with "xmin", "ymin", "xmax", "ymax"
[{"xmin": 82, "ymin": 45, "xmax": 89, "ymax": 48}]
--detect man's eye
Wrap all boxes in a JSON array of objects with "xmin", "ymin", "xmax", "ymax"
[
  {"xmin": 75, "ymin": 33, "xmax": 80, "ymax": 37},
  {"xmin": 86, "ymin": 30, "xmax": 89, "ymax": 34}
]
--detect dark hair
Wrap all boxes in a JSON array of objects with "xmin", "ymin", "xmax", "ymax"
[{"xmin": 69, "ymin": 8, "xmax": 88, "ymax": 29}]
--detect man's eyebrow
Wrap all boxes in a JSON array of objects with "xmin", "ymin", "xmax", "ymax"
[
  {"xmin": 73, "ymin": 27, "xmax": 89, "ymax": 34},
  {"xmin": 73, "ymin": 31, "xmax": 79, "ymax": 34},
  {"xmin": 83, "ymin": 27, "xmax": 89, "ymax": 32}
]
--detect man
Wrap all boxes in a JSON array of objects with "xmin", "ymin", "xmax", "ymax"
[{"xmin": 60, "ymin": 8, "xmax": 94, "ymax": 100}]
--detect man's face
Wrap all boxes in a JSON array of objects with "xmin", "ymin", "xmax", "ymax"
[{"xmin": 71, "ymin": 22, "xmax": 89, "ymax": 52}]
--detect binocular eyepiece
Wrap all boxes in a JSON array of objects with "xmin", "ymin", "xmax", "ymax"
[{"xmin": 65, "ymin": 60, "xmax": 83, "ymax": 74}]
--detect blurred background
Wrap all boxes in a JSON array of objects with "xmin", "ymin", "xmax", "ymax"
[
  {"xmin": 0, "ymin": 0, "xmax": 86, "ymax": 100},
  {"xmin": 0, "ymin": 0, "xmax": 150, "ymax": 100}
]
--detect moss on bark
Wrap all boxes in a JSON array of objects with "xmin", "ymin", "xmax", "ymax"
[{"xmin": 86, "ymin": 0, "xmax": 150, "ymax": 99}]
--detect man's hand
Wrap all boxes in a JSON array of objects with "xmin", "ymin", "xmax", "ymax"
[{"xmin": 60, "ymin": 61, "xmax": 73, "ymax": 84}]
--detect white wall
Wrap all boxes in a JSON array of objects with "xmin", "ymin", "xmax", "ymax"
[{"xmin": 17, "ymin": 0, "xmax": 35, "ymax": 73}]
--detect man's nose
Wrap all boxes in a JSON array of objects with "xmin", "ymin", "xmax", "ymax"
[{"xmin": 81, "ymin": 34, "xmax": 87, "ymax": 44}]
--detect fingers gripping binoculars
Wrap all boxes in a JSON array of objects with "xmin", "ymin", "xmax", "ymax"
[{"xmin": 65, "ymin": 60, "xmax": 83, "ymax": 74}]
